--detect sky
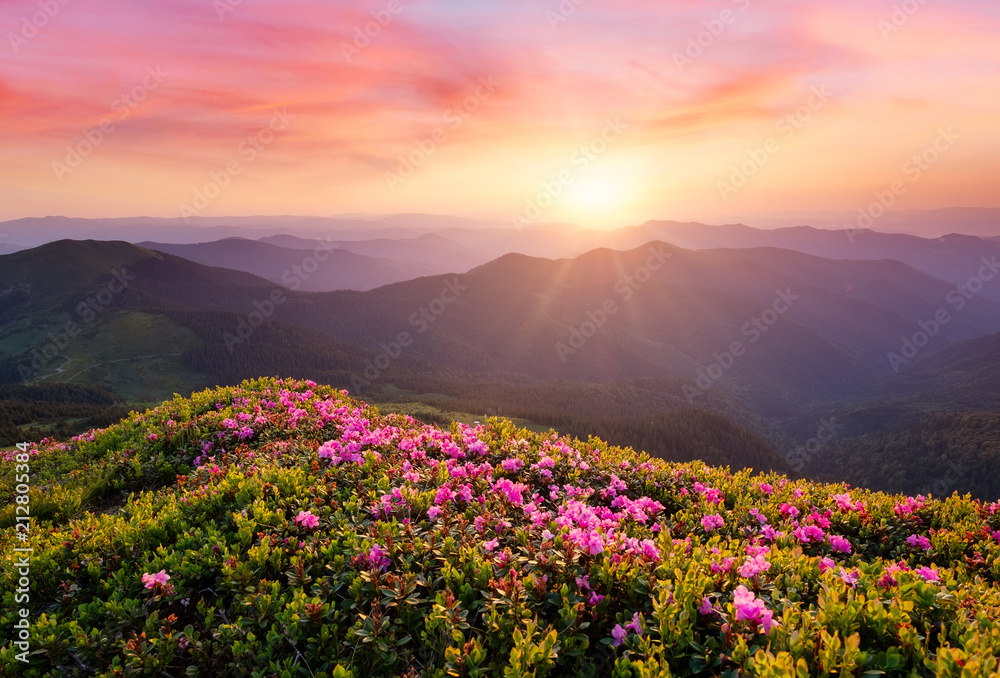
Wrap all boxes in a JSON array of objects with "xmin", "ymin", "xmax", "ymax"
[{"xmin": 1, "ymin": 0, "xmax": 999, "ymax": 228}]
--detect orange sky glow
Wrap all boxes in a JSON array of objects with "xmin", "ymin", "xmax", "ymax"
[{"xmin": 1, "ymin": 0, "xmax": 999, "ymax": 227}]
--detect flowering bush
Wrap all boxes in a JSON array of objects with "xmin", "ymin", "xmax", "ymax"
[{"xmin": 1, "ymin": 377, "xmax": 999, "ymax": 676}]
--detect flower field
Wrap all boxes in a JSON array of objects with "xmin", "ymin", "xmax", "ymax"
[{"xmin": 2, "ymin": 377, "xmax": 1000, "ymax": 677}]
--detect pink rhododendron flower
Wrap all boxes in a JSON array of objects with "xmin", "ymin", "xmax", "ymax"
[
  {"xmin": 611, "ymin": 624, "xmax": 627, "ymax": 647},
  {"xmin": 711, "ymin": 557, "xmax": 735, "ymax": 574},
  {"xmin": 779, "ymin": 503, "xmax": 800, "ymax": 520},
  {"xmin": 818, "ymin": 557, "xmax": 835, "ymax": 574},
  {"xmin": 501, "ymin": 458, "xmax": 524, "ymax": 472},
  {"xmin": 434, "ymin": 486, "xmax": 456, "ymax": 504},
  {"xmin": 427, "ymin": 506, "xmax": 442, "ymax": 520},
  {"xmin": 142, "ymin": 570, "xmax": 170, "ymax": 589},
  {"xmin": 738, "ymin": 554, "xmax": 772, "ymax": 578},
  {"xmin": 702, "ymin": 514, "xmax": 724, "ymax": 531},
  {"xmin": 838, "ymin": 568, "xmax": 859, "ymax": 587},
  {"xmin": 359, "ymin": 544, "xmax": 390, "ymax": 572},
  {"xmin": 625, "ymin": 613, "xmax": 643, "ymax": 635},
  {"xmin": 828, "ymin": 535, "xmax": 852, "ymax": 554},
  {"xmin": 295, "ymin": 511, "xmax": 319, "ymax": 529},
  {"xmin": 878, "ymin": 561, "xmax": 911, "ymax": 588},
  {"xmin": 733, "ymin": 585, "xmax": 777, "ymax": 635},
  {"xmin": 831, "ymin": 493, "xmax": 863, "ymax": 512},
  {"xmin": 793, "ymin": 525, "xmax": 825, "ymax": 544},
  {"xmin": 893, "ymin": 495, "xmax": 926, "ymax": 517},
  {"xmin": 808, "ymin": 511, "xmax": 832, "ymax": 528},
  {"xmin": 699, "ymin": 597, "xmax": 715, "ymax": 615},
  {"xmin": 760, "ymin": 525, "xmax": 782, "ymax": 542},
  {"xmin": 906, "ymin": 534, "xmax": 931, "ymax": 550},
  {"xmin": 915, "ymin": 567, "xmax": 940, "ymax": 582}
]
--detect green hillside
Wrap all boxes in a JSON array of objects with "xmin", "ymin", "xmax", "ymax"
[
  {"xmin": 2, "ymin": 378, "xmax": 1000, "ymax": 676},
  {"xmin": 783, "ymin": 334, "xmax": 1000, "ymax": 499}
]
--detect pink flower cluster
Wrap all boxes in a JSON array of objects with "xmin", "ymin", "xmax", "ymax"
[
  {"xmin": 294, "ymin": 510, "xmax": 319, "ymax": 529},
  {"xmin": 738, "ymin": 554, "xmax": 772, "ymax": 578},
  {"xmin": 733, "ymin": 585, "xmax": 777, "ymax": 635},
  {"xmin": 142, "ymin": 570, "xmax": 171, "ymax": 589},
  {"xmin": 356, "ymin": 544, "xmax": 390, "ymax": 572},
  {"xmin": 611, "ymin": 613, "xmax": 643, "ymax": 647},
  {"xmin": 702, "ymin": 514, "xmax": 724, "ymax": 531},
  {"xmin": 893, "ymin": 495, "xmax": 927, "ymax": 517},
  {"xmin": 693, "ymin": 482, "xmax": 724, "ymax": 505},
  {"xmin": 830, "ymin": 492, "xmax": 864, "ymax": 512}
]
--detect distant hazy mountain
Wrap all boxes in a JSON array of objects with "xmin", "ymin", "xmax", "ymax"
[
  {"xmin": 138, "ymin": 238, "xmax": 437, "ymax": 291},
  {"xmin": 258, "ymin": 232, "xmax": 490, "ymax": 273},
  {"xmin": 741, "ymin": 207, "xmax": 1000, "ymax": 238},
  {"xmin": 0, "ymin": 214, "xmax": 521, "ymax": 249},
  {"xmin": 0, "ymin": 242, "xmax": 27, "ymax": 256},
  {"xmin": 627, "ymin": 221, "xmax": 1000, "ymax": 305}
]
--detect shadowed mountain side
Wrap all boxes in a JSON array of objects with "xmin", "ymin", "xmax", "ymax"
[
  {"xmin": 139, "ymin": 238, "xmax": 437, "ymax": 291},
  {"xmin": 775, "ymin": 333, "xmax": 1000, "ymax": 499},
  {"xmin": 616, "ymin": 221, "xmax": 1000, "ymax": 305},
  {"xmin": 258, "ymin": 232, "xmax": 490, "ymax": 274},
  {"xmin": 702, "ymin": 247, "xmax": 1000, "ymax": 340}
]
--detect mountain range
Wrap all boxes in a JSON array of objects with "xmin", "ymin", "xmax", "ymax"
[
  {"xmin": 137, "ymin": 238, "xmax": 438, "ymax": 292},
  {"xmin": 4, "ymin": 222, "xmax": 1000, "ymax": 496}
]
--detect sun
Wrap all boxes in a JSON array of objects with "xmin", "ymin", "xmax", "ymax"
[{"xmin": 563, "ymin": 169, "xmax": 630, "ymax": 215}]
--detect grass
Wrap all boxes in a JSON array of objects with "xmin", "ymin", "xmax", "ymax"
[{"xmin": 25, "ymin": 310, "xmax": 208, "ymax": 402}]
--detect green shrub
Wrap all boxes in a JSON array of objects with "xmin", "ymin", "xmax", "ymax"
[{"xmin": 1, "ymin": 377, "xmax": 999, "ymax": 676}]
